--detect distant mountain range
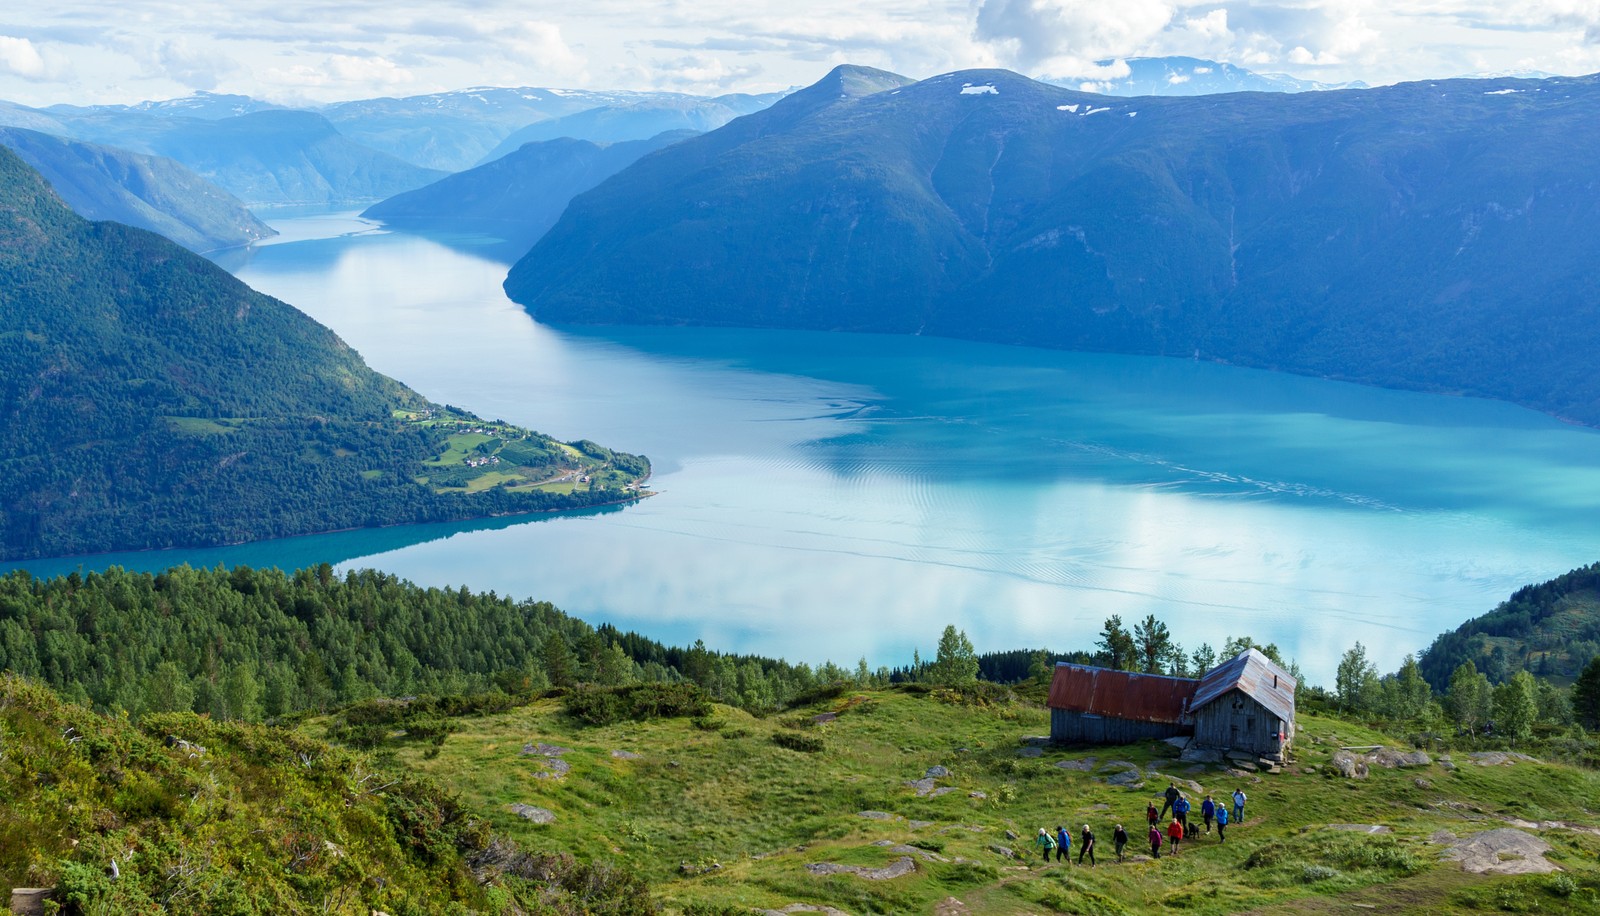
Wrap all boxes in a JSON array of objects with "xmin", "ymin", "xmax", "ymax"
[
  {"xmin": 0, "ymin": 147, "xmax": 643, "ymax": 560},
  {"xmin": 0, "ymin": 126, "xmax": 273, "ymax": 251},
  {"xmin": 363, "ymin": 130, "xmax": 696, "ymax": 251},
  {"xmin": 1057, "ymin": 56, "xmax": 1368, "ymax": 95},
  {"xmin": 506, "ymin": 64, "xmax": 1600, "ymax": 427},
  {"xmin": 476, "ymin": 93, "xmax": 784, "ymax": 165}
]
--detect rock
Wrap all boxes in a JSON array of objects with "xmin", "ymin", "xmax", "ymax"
[
  {"xmin": 1468, "ymin": 751, "xmax": 1538, "ymax": 766},
  {"xmin": 521, "ymin": 742, "xmax": 571, "ymax": 757},
  {"xmin": 1016, "ymin": 747, "xmax": 1043, "ymax": 758},
  {"xmin": 906, "ymin": 777, "xmax": 937, "ymax": 796},
  {"xmin": 933, "ymin": 897, "xmax": 971, "ymax": 916},
  {"xmin": 1328, "ymin": 824, "xmax": 1393, "ymax": 834},
  {"xmin": 969, "ymin": 791, "xmax": 987, "ymax": 799},
  {"xmin": 805, "ymin": 856, "xmax": 916, "ymax": 880},
  {"xmin": 10, "ymin": 889, "xmax": 53, "ymax": 916},
  {"xmin": 988, "ymin": 844, "xmax": 1016, "ymax": 858},
  {"xmin": 1180, "ymin": 747, "xmax": 1223, "ymax": 764},
  {"xmin": 1102, "ymin": 768, "xmax": 1144, "ymax": 787},
  {"xmin": 1005, "ymin": 830, "xmax": 1020, "ymax": 841},
  {"xmin": 532, "ymin": 758, "xmax": 571, "ymax": 779},
  {"xmin": 1020, "ymin": 736, "xmax": 1050, "ymax": 746},
  {"xmin": 759, "ymin": 905, "xmax": 853, "ymax": 916},
  {"xmin": 1440, "ymin": 829, "xmax": 1557, "ymax": 875},
  {"xmin": 1163, "ymin": 736, "xmax": 1191, "ymax": 749},
  {"xmin": 1183, "ymin": 765, "xmax": 1209, "ymax": 776},
  {"xmin": 930, "ymin": 787, "xmax": 957, "ymax": 797},
  {"xmin": 858, "ymin": 811, "xmax": 896, "ymax": 820},
  {"xmin": 509, "ymin": 804, "xmax": 555, "ymax": 824},
  {"xmin": 1230, "ymin": 759, "xmax": 1258, "ymax": 772},
  {"xmin": 909, "ymin": 820, "xmax": 934, "ymax": 829},
  {"xmin": 1370, "ymin": 748, "xmax": 1432, "ymax": 768},
  {"xmin": 1330, "ymin": 751, "xmax": 1369, "ymax": 779},
  {"xmin": 811, "ymin": 712, "xmax": 839, "ymax": 724},
  {"xmin": 1414, "ymin": 778, "xmax": 1433, "ymax": 789},
  {"xmin": 925, "ymin": 765, "xmax": 951, "ymax": 778},
  {"xmin": 610, "ymin": 750, "xmax": 641, "ymax": 759},
  {"xmin": 1090, "ymin": 803, "xmax": 1110, "ymax": 811},
  {"xmin": 1301, "ymin": 766, "xmax": 1318, "ymax": 775},
  {"xmin": 1055, "ymin": 757, "xmax": 1096, "ymax": 771}
]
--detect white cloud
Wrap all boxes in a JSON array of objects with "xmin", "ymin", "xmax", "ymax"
[
  {"xmin": 145, "ymin": 37, "xmax": 241, "ymax": 90},
  {"xmin": 0, "ymin": 35, "xmax": 47, "ymax": 79},
  {"xmin": 975, "ymin": 0, "xmax": 1176, "ymax": 74},
  {"xmin": 265, "ymin": 54, "xmax": 417, "ymax": 91}
]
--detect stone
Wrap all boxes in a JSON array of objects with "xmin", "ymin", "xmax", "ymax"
[
  {"xmin": 858, "ymin": 811, "xmax": 896, "ymax": 820},
  {"xmin": 10, "ymin": 889, "xmax": 53, "ymax": 916},
  {"xmin": 532, "ymin": 758, "xmax": 571, "ymax": 779},
  {"xmin": 1439, "ymin": 755, "xmax": 1456, "ymax": 771},
  {"xmin": 811, "ymin": 712, "xmax": 839, "ymax": 724},
  {"xmin": 610, "ymin": 750, "xmax": 641, "ymax": 759},
  {"xmin": 758, "ymin": 906, "xmax": 853, "ymax": 916},
  {"xmin": 1468, "ymin": 751, "xmax": 1538, "ymax": 767},
  {"xmin": 1414, "ymin": 778, "xmax": 1433, "ymax": 789},
  {"xmin": 930, "ymin": 787, "xmax": 958, "ymax": 798},
  {"xmin": 925, "ymin": 765, "xmax": 951, "ymax": 778},
  {"xmin": 1163, "ymin": 736, "xmax": 1191, "ymax": 749},
  {"xmin": 1328, "ymin": 824, "xmax": 1392, "ymax": 834},
  {"xmin": 1102, "ymin": 768, "xmax": 1144, "ymax": 787},
  {"xmin": 509, "ymin": 804, "xmax": 555, "ymax": 824},
  {"xmin": 906, "ymin": 777, "xmax": 937, "ymax": 796},
  {"xmin": 1180, "ymin": 747, "xmax": 1224, "ymax": 764},
  {"xmin": 1055, "ymin": 757, "xmax": 1096, "ymax": 771},
  {"xmin": 1330, "ymin": 751, "xmax": 1369, "ymax": 779},
  {"xmin": 1371, "ymin": 748, "xmax": 1432, "ymax": 768},
  {"xmin": 805, "ymin": 856, "xmax": 916, "ymax": 880},
  {"xmin": 1020, "ymin": 736, "xmax": 1050, "ymax": 746},
  {"xmin": 1230, "ymin": 759, "xmax": 1258, "ymax": 772},
  {"xmin": 988, "ymin": 844, "xmax": 1016, "ymax": 858},
  {"xmin": 1004, "ymin": 830, "xmax": 1020, "ymax": 841},
  {"xmin": 969, "ymin": 791, "xmax": 987, "ymax": 799},
  {"xmin": 909, "ymin": 820, "xmax": 935, "ymax": 829},
  {"xmin": 1440, "ymin": 829, "xmax": 1557, "ymax": 875},
  {"xmin": 521, "ymin": 742, "xmax": 571, "ymax": 757}
]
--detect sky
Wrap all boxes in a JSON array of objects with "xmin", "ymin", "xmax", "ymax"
[{"xmin": 2, "ymin": 0, "xmax": 1599, "ymax": 107}]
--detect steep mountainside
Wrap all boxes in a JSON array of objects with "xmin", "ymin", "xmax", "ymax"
[
  {"xmin": 364, "ymin": 131, "xmax": 696, "ymax": 250},
  {"xmin": 140, "ymin": 110, "xmax": 446, "ymax": 206},
  {"xmin": 0, "ymin": 126, "xmax": 274, "ymax": 251},
  {"xmin": 1420, "ymin": 562, "xmax": 1600, "ymax": 689},
  {"xmin": 507, "ymin": 66, "xmax": 1600, "ymax": 426},
  {"xmin": 476, "ymin": 92, "xmax": 781, "ymax": 164},
  {"xmin": 0, "ymin": 147, "xmax": 645, "ymax": 560}
]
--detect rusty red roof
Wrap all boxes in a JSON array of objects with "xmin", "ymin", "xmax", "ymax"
[{"xmin": 1047, "ymin": 663, "xmax": 1199, "ymax": 725}]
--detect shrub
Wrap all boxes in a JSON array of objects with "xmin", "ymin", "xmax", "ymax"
[
  {"xmin": 771, "ymin": 731, "xmax": 825, "ymax": 753},
  {"xmin": 564, "ymin": 683, "xmax": 712, "ymax": 727},
  {"xmin": 1301, "ymin": 864, "xmax": 1341, "ymax": 883}
]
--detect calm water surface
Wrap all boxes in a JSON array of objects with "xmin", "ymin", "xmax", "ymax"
[{"xmin": 13, "ymin": 214, "xmax": 1600, "ymax": 682}]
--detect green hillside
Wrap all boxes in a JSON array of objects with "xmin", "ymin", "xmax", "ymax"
[
  {"xmin": 0, "ymin": 147, "xmax": 646, "ymax": 560},
  {"xmin": 507, "ymin": 66, "xmax": 1600, "ymax": 426},
  {"xmin": 1420, "ymin": 562, "xmax": 1600, "ymax": 688}
]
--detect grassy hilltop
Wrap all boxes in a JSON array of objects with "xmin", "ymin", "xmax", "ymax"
[{"xmin": 301, "ymin": 684, "xmax": 1600, "ymax": 916}]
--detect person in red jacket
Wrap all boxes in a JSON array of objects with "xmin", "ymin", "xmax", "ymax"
[
  {"xmin": 1148, "ymin": 823, "xmax": 1163, "ymax": 859},
  {"xmin": 1166, "ymin": 818, "xmax": 1185, "ymax": 856}
]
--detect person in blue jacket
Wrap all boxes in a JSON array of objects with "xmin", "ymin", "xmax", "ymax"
[
  {"xmin": 1215, "ymin": 804, "xmax": 1230, "ymax": 842},
  {"xmin": 1055, "ymin": 825, "xmax": 1072, "ymax": 863},
  {"xmin": 1200, "ymin": 795, "xmax": 1216, "ymax": 833},
  {"xmin": 1173, "ymin": 793, "xmax": 1192, "ymax": 835}
]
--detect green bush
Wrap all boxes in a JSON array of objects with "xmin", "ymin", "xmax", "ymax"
[
  {"xmin": 771, "ymin": 731, "xmax": 826, "ymax": 753},
  {"xmin": 564, "ymin": 684, "xmax": 712, "ymax": 727}
]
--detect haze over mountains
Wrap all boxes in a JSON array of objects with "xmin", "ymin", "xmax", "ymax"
[
  {"xmin": 505, "ymin": 64, "xmax": 1600, "ymax": 427},
  {"xmin": 0, "ymin": 127, "xmax": 273, "ymax": 252},
  {"xmin": 1063, "ymin": 56, "xmax": 1369, "ymax": 95},
  {"xmin": 363, "ymin": 130, "xmax": 697, "ymax": 251}
]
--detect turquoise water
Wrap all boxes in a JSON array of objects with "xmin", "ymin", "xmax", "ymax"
[{"xmin": 13, "ymin": 214, "xmax": 1600, "ymax": 682}]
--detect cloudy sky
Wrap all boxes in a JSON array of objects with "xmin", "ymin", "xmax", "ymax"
[{"xmin": 2, "ymin": 0, "xmax": 1598, "ymax": 106}]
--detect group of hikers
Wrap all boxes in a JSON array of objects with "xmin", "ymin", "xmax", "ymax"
[{"xmin": 1034, "ymin": 784, "xmax": 1249, "ymax": 865}]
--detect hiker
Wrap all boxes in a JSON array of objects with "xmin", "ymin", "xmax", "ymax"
[
  {"xmin": 1148, "ymin": 822, "xmax": 1163, "ymax": 859},
  {"xmin": 1232, "ymin": 787, "xmax": 1247, "ymax": 823},
  {"xmin": 1164, "ymin": 819, "xmax": 1190, "ymax": 858},
  {"xmin": 1036, "ymin": 827, "xmax": 1056, "ymax": 863},
  {"xmin": 1055, "ymin": 825, "xmax": 1071, "ymax": 863},
  {"xmin": 1078, "ymin": 824, "xmax": 1096, "ymax": 867},
  {"xmin": 1173, "ymin": 793, "xmax": 1191, "ymax": 835},
  {"xmin": 1200, "ymin": 794, "xmax": 1216, "ymax": 833},
  {"xmin": 1160, "ymin": 781, "xmax": 1180, "ymax": 820},
  {"xmin": 1113, "ymin": 824, "xmax": 1129, "ymax": 862},
  {"xmin": 1215, "ymin": 804, "xmax": 1229, "ymax": 842},
  {"xmin": 1146, "ymin": 800, "xmax": 1159, "ymax": 827}
]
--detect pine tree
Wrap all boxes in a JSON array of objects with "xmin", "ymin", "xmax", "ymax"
[
  {"xmin": 929, "ymin": 625, "xmax": 979, "ymax": 686},
  {"xmin": 1572, "ymin": 655, "xmax": 1600, "ymax": 729},
  {"xmin": 1097, "ymin": 616, "xmax": 1135, "ymax": 670},
  {"xmin": 1335, "ymin": 643, "xmax": 1377, "ymax": 713},
  {"xmin": 1494, "ymin": 671, "xmax": 1539, "ymax": 745},
  {"xmin": 1133, "ymin": 615, "xmax": 1172, "ymax": 675}
]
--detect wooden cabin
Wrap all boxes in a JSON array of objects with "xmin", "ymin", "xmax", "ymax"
[{"xmin": 1047, "ymin": 648, "xmax": 1295, "ymax": 759}]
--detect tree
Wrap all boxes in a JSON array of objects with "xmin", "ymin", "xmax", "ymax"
[
  {"xmin": 1190, "ymin": 643, "xmax": 1217, "ymax": 676},
  {"xmin": 1097, "ymin": 616, "xmax": 1135, "ymax": 670},
  {"xmin": 928, "ymin": 625, "xmax": 979, "ymax": 686},
  {"xmin": 1388, "ymin": 655, "xmax": 1433, "ymax": 723},
  {"xmin": 1574, "ymin": 655, "xmax": 1600, "ymax": 729},
  {"xmin": 1493, "ymin": 671, "xmax": 1539, "ymax": 745},
  {"xmin": 1335, "ymin": 643, "xmax": 1378, "ymax": 713},
  {"xmin": 542, "ymin": 631, "xmax": 577, "ymax": 689},
  {"xmin": 1133, "ymin": 615, "xmax": 1172, "ymax": 675},
  {"xmin": 1445, "ymin": 660, "xmax": 1491, "ymax": 733}
]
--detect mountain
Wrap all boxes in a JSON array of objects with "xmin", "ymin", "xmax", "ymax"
[
  {"xmin": 476, "ymin": 92, "xmax": 783, "ymax": 165},
  {"xmin": 47, "ymin": 90, "xmax": 285, "ymax": 120},
  {"xmin": 1419, "ymin": 562, "xmax": 1600, "ymax": 689},
  {"xmin": 1056, "ymin": 56, "xmax": 1368, "ymax": 95},
  {"xmin": 0, "ymin": 126, "xmax": 274, "ymax": 251},
  {"xmin": 137, "ymin": 109, "xmax": 446, "ymax": 207},
  {"xmin": 507, "ymin": 65, "xmax": 1600, "ymax": 427},
  {"xmin": 0, "ymin": 146, "xmax": 645, "ymax": 560},
  {"xmin": 322, "ymin": 86, "xmax": 714, "ymax": 172},
  {"xmin": 363, "ymin": 130, "xmax": 696, "ymax": 250}
]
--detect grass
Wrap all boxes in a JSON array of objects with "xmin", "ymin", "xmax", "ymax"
[
  {"xmin": 301, "ymin": 689, "xmax": 1600, "ymax": 915},
  {"xmin": 164, "ymin": 416, "xmax": 245, "ymax": 435}
]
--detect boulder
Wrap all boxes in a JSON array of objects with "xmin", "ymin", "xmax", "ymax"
[
  {"xmin": 1440, "ymin": 829, "xmax": 1557, "ymax": 875},
  {"xmin": 925, "ymin": 765, "xmax": 951, "ymax": 778},
  {"xmin": 1180, "ymin": 747, "xmax": 1223, "ymax": 764},
  {"xmin": 1330, "ymin": 751, "xmax": 1369, "ymax": 779},
  {"xmin": 508, "ymin": 804, "xmax": 555, "ymax": 824},
  {"xmin": 10, "ymin": 888, "xmax": 53, "ymax": 916},
  {"xmin": 805, "ymin": 856, "xmax": 916, "ymax": 880},
  {"xmin": 988, "ymin": 844, "xmax": 1016, "ymax": 858},
  {"xmin": 1371, "ymin": 748, "xmax": 1432, "ymax": 768}
]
